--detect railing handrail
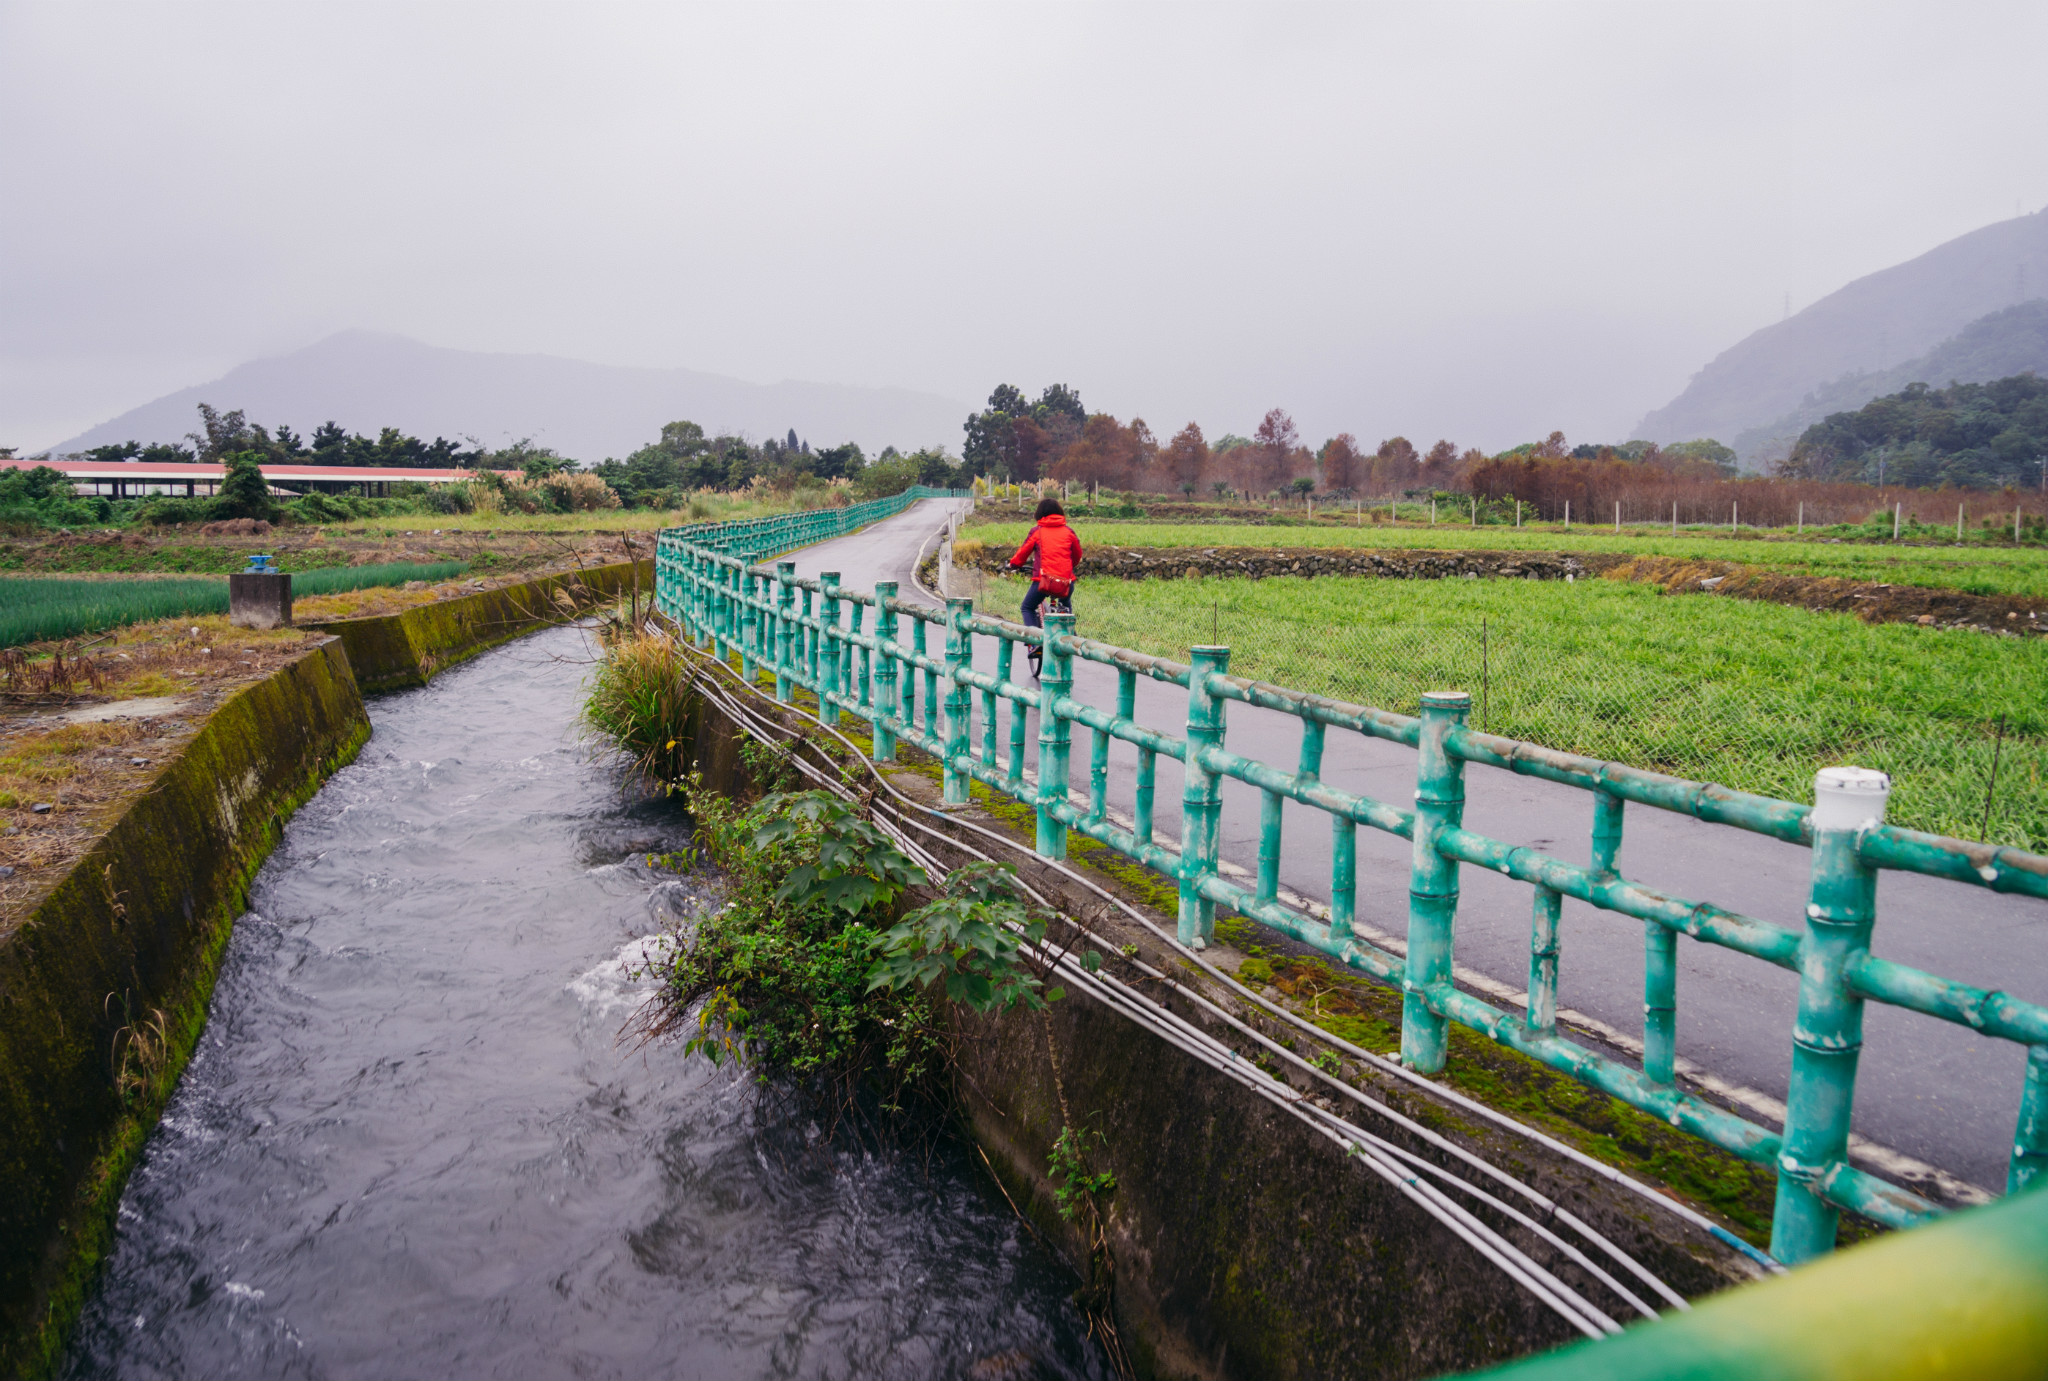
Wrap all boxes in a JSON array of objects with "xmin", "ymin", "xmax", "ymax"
[{"xmin": 653, "ymin": 493, "xmax": 2048, "ymax": 1267}]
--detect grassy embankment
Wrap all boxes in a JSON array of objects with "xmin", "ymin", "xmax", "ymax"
[
  {"xmin": 970, "ymin": 517, "xmax": 2048, "ymax": 599},
  {"xmin": 971, "ymin": 570, "xmax": 2048, "ymax": 848},
  {"xmin": 0, "ymin": 563, "xmax": 466, "ymax": 649}
]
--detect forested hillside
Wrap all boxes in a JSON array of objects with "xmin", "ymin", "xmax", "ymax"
[{"xmin": 1783, "ymin": 373, "xmax": 2048, "ymax": 488}]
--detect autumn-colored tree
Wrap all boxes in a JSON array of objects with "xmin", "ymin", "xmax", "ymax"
[
  {"xmin": 1368, "ymin": 436, "xmax": 1420, "ymax": 491},
  {"xmin": 1318, "ymin": 433, "xmax": 1363, "ymax": 492},
  {"xmin": 1422, "ymin": 439, "xmax": 1459, "ymax": 479},
  {"xmin": 1163, "ymin": 422, "xmax": 1210, "ymax": 494},
  {"xmin": 1535, "ymin": 430, "xmax": 1569, "ymax": 459},
  {"xmin": 1249, "ymin": 408, "xmax": 1302, "ymax": 494},
  {"xmin": 1050, "ymin": 413, "xmax": 1157, "ymax": 489}
]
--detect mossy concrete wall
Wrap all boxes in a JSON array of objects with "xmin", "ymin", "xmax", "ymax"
[
  {"xmin": 308, "ymin": 558, "xmax": 655, "ymax": 693},
  {"xmin": 0, "ymin": 640, "xmax": 370, "ymax": 1377},
  {"xmin": 671, "ymin": 648, "xmax": 1755, "ymax": 1381}
]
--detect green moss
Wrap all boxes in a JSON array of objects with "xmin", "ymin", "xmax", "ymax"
[{"xmin": 1258, "ymin": 956, "xmax": 1889, "ymax": 1250}]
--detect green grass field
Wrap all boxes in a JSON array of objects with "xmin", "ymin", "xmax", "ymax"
[
  {"xmin": 972, "ymin": 571, "xmax": 2048, "ymax": 848},
  {"xmin": 1, "ymin": 562, "xmax": 466, "ymax": 648},
  {"xmin": 969, "ymin": 519, "xmax": 2048, "ymax": 598}
]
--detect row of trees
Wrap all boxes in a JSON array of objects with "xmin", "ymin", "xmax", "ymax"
[{"xmin": 591, "ymin": 422, "xmax": 972, "ymax": 508}]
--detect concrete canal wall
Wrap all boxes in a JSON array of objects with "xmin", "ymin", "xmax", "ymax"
[
  {"xmin": 0, "ymin": 640, "xmax": 369, "ymax": 1376},
  {"xmin": 306, "ymin": 557, "xmax": 654, "ymax": 693},
  {"xmin": 0, "ymin": 562, "xmax": 645, "ymax": 1376}
]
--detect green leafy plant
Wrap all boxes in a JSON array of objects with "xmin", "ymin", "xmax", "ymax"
[
  {"xmin": 866, "ymin": 861, "xmax": 1067, "ymax": 1013},
  {"xmin": 753, "ymin": 791, "xmax": 926, "ymax": 917},
  {"xmin": 1048, "ymin": 1123, "xmax": 1117, "ymax": 1222}
]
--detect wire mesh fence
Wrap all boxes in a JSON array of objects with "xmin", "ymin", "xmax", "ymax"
[{"xmin": 963, "ymin": 570, "xmax": 2047, "ymax": 851}]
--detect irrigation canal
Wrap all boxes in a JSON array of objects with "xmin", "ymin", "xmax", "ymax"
[{"xmin": 63, "ymin": 623, "xmax": 1108, "ymax": 1379}]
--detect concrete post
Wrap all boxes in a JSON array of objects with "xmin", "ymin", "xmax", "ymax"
[
  {"xmin": 1404, "ymin": 690, "xmax": 1469, "ymax": 1073},
  {"xmin": 1774, "ymin": 765, "xmax": 1889, "ymax": 1264}
]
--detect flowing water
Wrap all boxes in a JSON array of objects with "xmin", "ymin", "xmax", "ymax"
[{"xmin": 63, "ymin": 625, "xmax": 1106, "ymax": 1380}]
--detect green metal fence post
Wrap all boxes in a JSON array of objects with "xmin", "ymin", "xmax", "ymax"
[
  {"xmin": 1404, "ymin": 690, "xmax": 1469, "ymax": 1074},
  {"xmin": 942, "ymin": 597, "xmax": 974, "ymax": 805},
  {"xmin": 1527, "ymin": 887, "xmax": 1561, "ymax": 1036},
  {"xmin": 819, "ymin": 573, "xmax": 842, "ymax": 728},
  {"xmin": 848, "ymin": 598, "xmax": 869, "ymax": 714},
  {"xmin": 2009, "ymin": 1044, "xmax": 2048, "ymax": 1195},
  {"xmin": 1035, "ymin": 612, "xmax": 1076, "ymax": 857},
  {"xmin": 1774, "ymin": 766, "xmax": 1891, "ymax": 1264},
  {"xmin": 873, "ymin": 582, "xmax": 899, "ymax": 762},
  {"xmin": 1001, "ymin": 638, "xmax": 1027, "ymax": 790},
  {"xmin": 773, "ymin": 562, "xmax": 796, "ymax": 702},
  {"xmin": 1135, "ymin": 746, "xmax": 1157, "ymax": 848},
  {"xmin": 1093, "ymin": 669, "xmax": 1131, "ymax": 826},
  {"xmin": 1179, "ymin": 646, "xmax": 1231, "ymax": 947},
  {"xmin": 739, "ymin": 568, "xmax": 760, "ymax": 683},
  {"xmin": 904, "ymin": 616, "xmax": 924, "ymax": 729}
]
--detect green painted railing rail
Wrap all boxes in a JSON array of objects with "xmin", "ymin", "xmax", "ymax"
[
  {"xmin": 1452, "ymin": 1178, "xmax": 2048, "ymax": 1381},
  {"xmin": 655, "ymin": 495, "xmax": 2048, "ymax": 1266}
]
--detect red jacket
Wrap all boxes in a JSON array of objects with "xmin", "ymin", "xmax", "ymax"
[{"xmin": 1009, "ymin": 515, "xmax": 1082, "ymax": 584}]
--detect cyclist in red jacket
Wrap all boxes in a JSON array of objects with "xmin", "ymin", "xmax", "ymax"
[{"xmin": 1007, "ymin": 498, "xmax": 1083, "ymax": 678}]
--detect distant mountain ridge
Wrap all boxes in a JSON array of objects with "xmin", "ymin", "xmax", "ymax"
[
  {"xmin": 1637, "ymin": 209, "xmax": 2048, "ymax": 463},
  {"xmin": 46, "ymin": 332, "xmax": 972, "ymax": 462},
  {"xmin": 1735, "ymin": 300, "xmax": 2048, "ymax": 465}
]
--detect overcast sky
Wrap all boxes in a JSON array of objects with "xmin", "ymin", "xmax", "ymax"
[{"xmin": 5, "ymin": 1, "xmax": 2046, "ymax": 456}]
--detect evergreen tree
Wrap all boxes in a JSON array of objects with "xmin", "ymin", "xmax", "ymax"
[{"xmin": 216, "ymin": 448, "xmax": 277, "ymax": 520}]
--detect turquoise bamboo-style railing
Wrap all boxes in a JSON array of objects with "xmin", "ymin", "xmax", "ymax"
[{"xmin": 655, "ymin": 493, "xmax": 2048, "ymax": 1266}]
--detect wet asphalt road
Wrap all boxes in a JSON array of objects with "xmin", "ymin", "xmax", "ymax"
[{"xmin": 769, "ymin": 500, "xmax": 2047, "ymax": 1194}]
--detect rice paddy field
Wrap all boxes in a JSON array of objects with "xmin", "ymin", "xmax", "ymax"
[
  {"xmin": 968, "ymin": 518, "xmax": 2048, "ymax": 598},
  {"xmin": 0, "ymin": 562, "xmax": 466, "ymax": 648},
  {"xmin": 971, "ymin": 571, "xmax": 2048, "ymax": 850}
]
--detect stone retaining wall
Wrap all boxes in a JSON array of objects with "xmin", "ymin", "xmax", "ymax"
[{"xmin": 952, "ymin": 541, "xmax": 1625, "ymax": 583}]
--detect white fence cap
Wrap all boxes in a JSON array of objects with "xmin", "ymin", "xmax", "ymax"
[{"xmin": 1813, "ymin": 766, "xmax": 1891, "ymax": 833}]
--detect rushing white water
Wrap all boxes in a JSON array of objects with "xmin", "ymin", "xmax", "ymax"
[{"xmin": 64, "ymin": 625, "xmax": 1106, "ymax": 1380}]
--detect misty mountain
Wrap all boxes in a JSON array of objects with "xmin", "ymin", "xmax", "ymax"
[
  {"xmin": 1730, "ymin": 300, "xmax": 2048, "ymax": 466},
  {"xmin": 1637, "ymin": 208, "xmax": 2048, "ymax": 464},
  {"xmin": 45, "ymin": 332, "xmax": 972, "ymax": 463}
]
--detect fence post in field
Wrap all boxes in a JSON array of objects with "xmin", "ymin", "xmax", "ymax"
[
  {"xmin": 872, "ymin": 581, "xmax": 898, "ymax": 762},
  {"xmin": 1673, "ymin": 501, "xmax": 1678, "ymax": 534},
  {"xmin": 1179, "ymin": 645, "xmax": 1232, "ymax": 947},
  {"xmin": 818, "ymin": 572, "xmax": 842, "ymax": 727},
  {"xmin": 1403, "ymin": 690, "xmax": 1469, "ymax": 1074},
  {"xmin": 1732, "ymin": 501, "xmax": 1738, "ymax": 531},
  {"xmin": 1614, "ymin": 501, "xmax": 1620, "ymax": 532},
  {"xmin": 1895, "ymin": 503, "xmax": 1902, "ymax": 539},
  {"xmin": 773, "ymin": 562, "xmax": 796, "ymax": 702},
  {"xmin": 1774, "ymin": 766, "xmax": 1890, "ymax": 1264},
  {"xmin": 1034, "ymin": 609, "xmax": 1075, "ymax": 857},
  {"xmin": 943, "ymin": 597, "xmax": 975, "ymax": 806},
  {"xmin": 1958, "ymin": 503, "xmax": 1965, "ymax": 541},
  {"xmin": 1798, "ymin": 502, "xmax": 1804, "ymax": 534},
  {"xmin": 1470, "ymin": 498, "xmax": 1476, "ymax": 527},
  {"xmin": 1565, "ymin": 501, "xmax": 1570, "ymax": 530}
]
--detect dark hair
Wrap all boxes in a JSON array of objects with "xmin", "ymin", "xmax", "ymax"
[{"xmin": 1034, "ymin": 498, "xmax": 1065, "ymax": 520}]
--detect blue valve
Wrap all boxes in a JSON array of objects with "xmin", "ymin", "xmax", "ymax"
[{"xmin": 244, "ymin": 553, "xmax": 276, "ymax": 573}]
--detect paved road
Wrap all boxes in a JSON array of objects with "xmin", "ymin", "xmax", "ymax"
[{"xmin": 768, "ymin": 500, "xmax": 2046, "ymax": 1195}]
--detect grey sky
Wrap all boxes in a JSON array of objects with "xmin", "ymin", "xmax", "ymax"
[{"xmin": 5, "ymin": 1, "xmax": 2046, "ymax": 456}]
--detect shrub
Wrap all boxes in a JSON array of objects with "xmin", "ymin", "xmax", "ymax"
[{"xmin": 216, "ymin": 449, "xmax": 277, "ymax": 521}]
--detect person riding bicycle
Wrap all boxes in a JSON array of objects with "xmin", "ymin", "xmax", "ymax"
[{"xmin": 1007, "ymin": 497, "xmax": 1082, "ymax": 678}]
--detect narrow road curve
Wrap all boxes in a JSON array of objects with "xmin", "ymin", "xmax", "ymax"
[{"xmin": 774, "ymin": 499, "xmax": 2047, "ymax": 1196}]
